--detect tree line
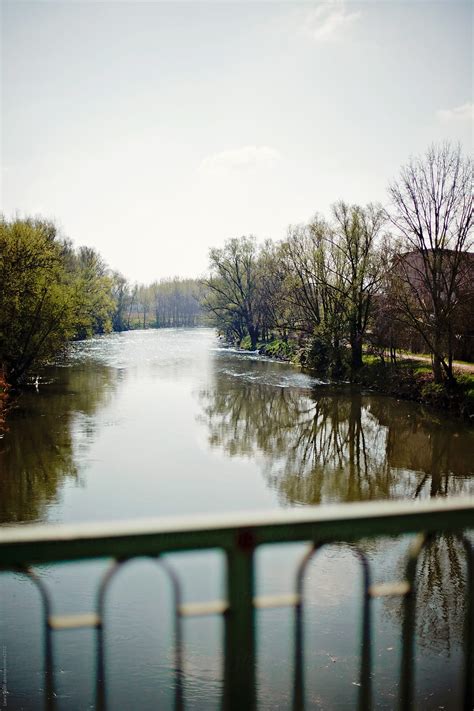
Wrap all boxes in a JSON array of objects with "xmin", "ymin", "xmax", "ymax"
[
  {"xmin": 201, "ymin": 144, "xmax": 473, "ymax": 385},
  {"xmin": 125, "ymin": 278, "xmax": 202, "ymax": 330},
  {"xmin": 1, "ymin": 143, "xmax": 472, "ymax": 390},
  {"xmin": 0, "ymin": 217, "xmax": 202, "ymax": 387}
]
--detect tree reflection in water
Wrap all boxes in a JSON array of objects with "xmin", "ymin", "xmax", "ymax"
[
  {"xmin": 198, "ymin": 377, "xmax": 473, "ymax": 504},
  {"xmin": 380, "ymin": 532, "xmax": 470, "ymax": 657},
  {"xmin": 198, "ymin": 373, "xmax": 474, "ymax": 652},
  {"xmin": 0, "ymin": 364, "xmax": 117, "ymax": 523},
  {"xmin": 414, "ymin": 534, "xmax": 467, "ymax": 652}
]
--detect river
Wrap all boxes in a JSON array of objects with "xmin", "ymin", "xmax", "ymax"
[{"xmin": 0, "ymin": 328, "xmax": 473, "ymax": 709}]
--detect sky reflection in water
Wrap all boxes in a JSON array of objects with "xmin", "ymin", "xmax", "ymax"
[{"xmin": 0, "ymin": 329, "xmax": 472, "ymax": 710}]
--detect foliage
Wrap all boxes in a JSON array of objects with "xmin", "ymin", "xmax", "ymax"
[
  {"xmin": 202, "ymin": 204, "xmax": 385, "ymax": 377},
  {"xmin": 201, "ymin": 236, "xmax": 262, "ymax": 349},
  {"xmin": 267, "ymin": 203, "xmax": 385, "ymax": 375},
  {"xmin": 259, "ymin": 338, "xmax": 298, "ymax": 360},
  {"xmin": 201, "ymin": 144, "xmax": 472, "ymax": 394},
  {"xmin": 2, "ymin": 142, "xmax": 472, "ymax": 404},
  {"xmin": 355, "ymin": 359, "xmax": 474, "ymax": 420},
  {"xmin": 239, "ymin": 336, "xmax": 298, "ymax": 360},
  {"xmin": 413, "ymin": 365, "xmax": 433, "ymax": 376},
  {"xmin": 66, "ymin": 246, "xmax": 115, "ymax": 339},
  {"xmin": 420, "ymin": 381, "xmax": 446, "ymax": 403},
  {"xmin": 125, "ymin": 278, "xmax": 203, "ymax": 329},
  {"xmin": 331, "ymin": 201, "xmax": 386, "ymax": 370},
  {"xmin": 1, "ymin": 217, "xmax": 78, "ymax": 385},
  {"xmin": 0, "ymin": 215, "xmax": 204, "ymax": 391},
  {"xmin": 150, "ymin": 278, "xmax": 202, "ymax": 328},
  {"xmin": 0, "ymin": 217, "xmax": 115, "ymax": 386},
  {"xmin": 110, "ymin": 271, "xmax": 131, "ymax": 331},
  {"xmin": 304, "ymin": 329, "xmax": 333, "ymax": 376}
]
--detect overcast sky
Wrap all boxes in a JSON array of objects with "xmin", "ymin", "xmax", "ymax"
[{"xmin": 1, "ymin": 0, "xmax": 472, "ymax": 283}]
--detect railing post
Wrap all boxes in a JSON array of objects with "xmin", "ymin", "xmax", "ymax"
[
  {"xmin": 462, "ymin": 538, "xmax": 473, "ymax": 711},
  {"xmin": 400, "ymin": 534, "xmax": 426, "ymax": 710},
  {"xmin": 223, "ymin": 529, "xmax": 256, "ymax": 711}
]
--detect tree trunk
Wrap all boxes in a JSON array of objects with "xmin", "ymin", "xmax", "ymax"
[
  {"xmin": 247, "ymin": 323, "xmax": 258, "ymax": 350},
  {"xmin": 351, "ymin": 332, "xmax": 363, "ymax": 372},
  {"xmin": 432, "ymin": 353, "xmax": 443, "ymax": 384}
]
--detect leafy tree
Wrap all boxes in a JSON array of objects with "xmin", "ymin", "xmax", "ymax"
[
  {"xmin": 330, "ymin": 201, "xmax": 385, "ymax": 371},
  {"xmin": 151, "ymin": 278, "xmax": 202, "ymax": 328},
  {"xmin": 110, "ymin": 270, "xmax": 132, "ymax": 332},
  {"xmin": 202, "ymin": 236, "xmax": 261, "ymax": 349},
  {"xmin": 0, "ymin": 217, "xmax": 118, "ymax": 387},
  {"xmin": 279, "ymin": 205, "xmax": 384, "ymax": 375},
  {"xmin": 253, "ymin": 239, "xmax": 291, "ymax": 341},
  {"xmin": 67, "ymin": 246, "xmax": 115, "ymax": 339},
  {"xmin": 124, "ymin": 278, "xmax": 202, "ymax": 329},
  {"xmin": 0, "ymin": 217, "xmax": 78, "ymax": 385},
  {"xmin": 280, "ymin": 221, "xmax": 326, "ymax": 334},
  {"xmin": 136, "ymin": 284, "xmax": 153, "ymax": 328}
]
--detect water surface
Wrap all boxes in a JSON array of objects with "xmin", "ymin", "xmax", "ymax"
[{"xmin": 0, "ymin": 329, "xmax": 472, "ymax": 709}]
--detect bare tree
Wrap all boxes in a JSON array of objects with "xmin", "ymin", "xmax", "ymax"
[{"xmin": 388, "ymin": 143, "xmax": 473, "ymax": 383}]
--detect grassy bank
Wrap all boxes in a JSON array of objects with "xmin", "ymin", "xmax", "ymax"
[
  {"xmin": 240, "ymin": 336, "xmax": 474, "ymax": 421},
  {"xmin": 240, "ymin": 335, "xmax": 301, "ymax": 361},
  {"xmin": 355, "ymin": 359, "xmax": 474, "ymax": 421}
]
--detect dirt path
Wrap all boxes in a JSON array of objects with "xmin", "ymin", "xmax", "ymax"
[{"xmin": 400, "ymin": 353, "xmax": 474, "ymax": 374}]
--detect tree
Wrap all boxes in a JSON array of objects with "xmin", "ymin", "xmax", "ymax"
[
  {"xmin": 256, "ymin": 239, "xmax": 292, "ymax": 341},
  {"xmin": 150, "ymin": 278, "xmax": 202, "ymax": 328},
  {"xmin": 110, "ymin": 271, "xmax": 131, "ymax": 332},
  {"xmin": 388, "ymin": 143, "xmax": 473, "ymax": 383},
  {"xmin": 202, "ymin": 236, "xmax": 261, "ymax": 349},
  {"xmin": 68, "ymin": 246, "xmax": 115, "ymax": 339},
  {"xmin": 280, "ymin": 218, "xmax": 348, "ymax": 374},
  {"xmin": 136, "ymin": 284, "xmax": 153, "ymax": 328},
  {"xmin": 0, "ymin": 217, "xmax": 79, "ymax": 385},
  {"xmin": 280, "ymin": 221, "xmax": 326, "ymax": 334},
  {"xmin": 0, "ymin": 217, "xmax": 119, "ymax": 387},
  {"xmin": 330, "ymin": 202, "xmax": 385, "ymax": 371},
  {"xmin": 279, "ymin": 205, "xmax": 384, "ymax": 375}
]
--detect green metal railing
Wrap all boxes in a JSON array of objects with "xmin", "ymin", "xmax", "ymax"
[{"xmin": 0, "ymin": 498, "xmax": 473, "ymax": 710}]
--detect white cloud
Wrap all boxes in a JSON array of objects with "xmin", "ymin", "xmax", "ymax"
[
  {"xmin": 302, "ymin": 2, "xmax": 361, "ymax": 42},
  {"xmin": 436, "ymin": 102, "xmax": 474, "ymax": 123},
  {"xmin": 199, "ymin": 145, "xmax": 281, "ymax": 174}
]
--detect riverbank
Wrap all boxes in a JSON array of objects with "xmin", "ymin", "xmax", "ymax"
[
  {"xmin": 354, "ymin": 359, "xmax": 474, "ymax": 421},
  {"xmin": 240, "ymin": 337, "xmax": 474, "ymax": 422}
]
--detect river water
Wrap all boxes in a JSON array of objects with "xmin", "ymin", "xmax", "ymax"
[{"xmin": 0, "ymin": 328, "xmax": 473, "ymax": 710}]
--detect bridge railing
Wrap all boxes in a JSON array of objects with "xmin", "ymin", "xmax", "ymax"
[{"xmin": 0, "ymin": 497, "xmax": 473, "ymax": 711}]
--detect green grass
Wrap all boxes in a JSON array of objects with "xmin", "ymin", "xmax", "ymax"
[
  {"xmin": 240, "ymin": 335, "xmax": 253, "ymax": 350},
  {"xmin": 361, "ymin": 354, "xmax": 379, "ymax": 365},
  {"xmin": 413, "ymin": 365, "xmax": 432, "ymax": 376},
  {"xmin": 356, "ymin": 358, "xmax": 474, "ymax": 421},
  {"xmin": 456, "ymin": 372, "xmax": 474, "ymax": 389},
  {"xmin": 240, "ymin": 336, "xmax": 299, "ymax": 361}
]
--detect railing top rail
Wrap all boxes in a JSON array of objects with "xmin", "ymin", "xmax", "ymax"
[{"xmin": 0, "ymin": 497, "xmax": 473, "ymax": 566}]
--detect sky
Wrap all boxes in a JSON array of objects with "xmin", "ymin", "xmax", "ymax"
[{"xmin": 1, "ymin": 0, "xmax": 473, "ymax": 283}]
